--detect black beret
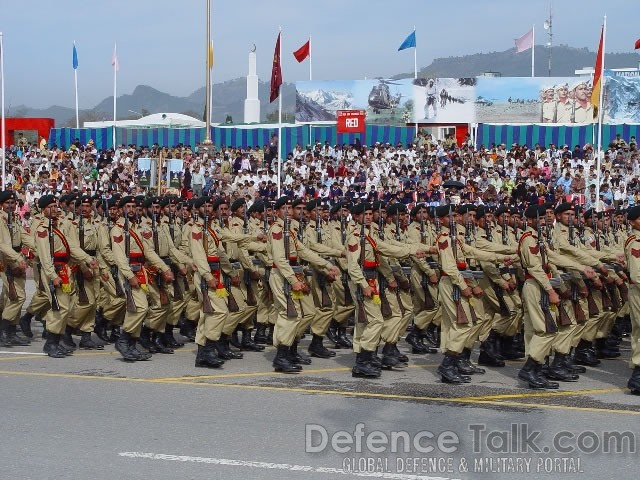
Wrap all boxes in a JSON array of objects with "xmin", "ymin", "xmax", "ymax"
[
  {"xmin": 330, "ymin": 202, "xmax": 342, "ymax": 214},
  {"xmin": 554, "ymin": 202, "xmax": 572, "ymax": 214},
  {"xmin": 76, "ymin": 195, "xmax": 93, "ymax": 207},
  {"xmin": 583, "ymin": 209, "xmax": 603, "ymax": 220},
  {"xmin": 509, "ymin": 207, "xmax": 522, "ymax": 216},
  {"xmin": 475, "ymin": 206, "xmax": 487, "ymax": 219},
  {"xmin": 274, "ymin": 196, "xmax": 292, "ymax": 209},
  {"xmin": 118, "ymin": 196, "xmax": 135, "ymax": 208},
  {"xmin": 143, "ymin": 197, "xmax": 157, "ymax": 208},
  {"xmin": 134, "ymin": 195, "xmax": 145, "ymax": 207},
  {"xmin": 0, "ymin": 190, "xmax": 16, "ymax": 203},
  {"xmin": 435, "ymin": 205, "xmax": 454, "ymax": 218},
  {"xmin": 456, "ymin": 204, "xmax": 476, "ymax": 215},
  {"xmin": 38, "ymin": 195, "xmax": 57, "ymax": 210},
  {"xmin": 350, "ymin": 202, "xmax": 372, "ymax": 215},
  {"xmin": 627, "ymin": 206, "xmax": 640, "ymax": 221},
  {"xmin": 305, "ymin": 199, "xmax": 319, "ymax": 212},
  {"xmin": 230, "ymin": 198, "xmax": 246, "ymax": 212},
  {"xmin": 106, "ymin": 197, "xmax": 119, "ymax": 209},
  {"xmin": 372, "ymin": 200, "xmax": 385, "ymax": 211},
  {"xmin": 543, "ymin": 202, "xmax": 556, "ymax": 211},
  {"xmin": 59, "ymin": 194, "xmax": 68, "ymax": 204},
  {"xmin": 292, "ymin": 198, "xmax": 304, "ymax": 208},
  {"xmin": 247, "ymin": 200, "xmax": 262, "ymax": 214},
  {"xmin": 192, "ymin": 197, "xmax": 207, "ymax": 209},
  {"xmin": 524, "ymin": 204, "xmax": 546, "ymax": 219},
  {"xmin": 320, "ymin": 201, "xmax": 330, "ymax": 210},
  {"xmin": 386, "ymin": 203, "xmax": 399, "ymax": 215},
  {"xmin": 65, "ymin": 194, "xmax": 77, "ymax": 205},
  {"xmin": 212, "ymin": 197, "xmax": 227, "ymax": 210},
  {"xmin": 410, "ymin": 203, "xmax": 425, "ymax": 216},
  {"xmin": 495, "ymin": 206, "xmax": 509, "ymax": 217},
  {"xmin": 158, "ymin": 197, "xmax": 170, "ymax": 207}
]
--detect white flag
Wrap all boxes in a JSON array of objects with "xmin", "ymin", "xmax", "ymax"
[
  {"xmin": 515, "ymin": 29, "xmax": 534, "ymax": 53},
  {"xmin": 111, "ymin": 44, "xmax": 119, "ymax": 71}
]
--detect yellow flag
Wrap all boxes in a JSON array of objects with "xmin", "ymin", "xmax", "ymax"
[{"xmin": 208, "ymin": 41, "xmax": 214, "ymax": 69}]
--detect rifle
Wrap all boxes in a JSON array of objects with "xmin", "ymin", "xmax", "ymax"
[
  {"xmin": 283, "ymin": 207, "xmax": 298, "ymax": 318},
  {"xmin": 356, "ymin": 218, "xmax": 369, "ymax": 323},
  {"xmin": 5, "ymin": 211, "xmax": 18, "ymax": 301},
  {"xmin": 339, "ymin": 209, "xmax": 353, "ymax": 306},
  {"xmin": 48, "ymin": 219, "xmax": 61, "ymax": 312},
  {"xmin": 223, "ymin": 272, "xmax": 240, "ymax": 312},
  {"xmin": 105, "ymin": 200, "xmax": 125, "ymax": 297},
  {"xmin": 168, "ymin": 209, "xmax": 175, "ymax": 243},
  {"xmin": 485, "ymin": 218, "xmax": 510, "ymax": 316},
  {"xmin": 241, "ymin": 206, "xmax": 257, "ymax": 306},
  {"xmin": 123, "ymin": 215, "xmax": 138, "ymax": 313},
  {"xmin": 201, "ymin": 210, "xmax": 215, "ymax": 314},
  {"xmin": 376, "ymin": 204, "xmax": 392, "ymax": 318},
  {"xmin": 74, "ymin": 211, "xmax": 90, "ymax": 305},
  {"xmin": 592, "ymin": 213, "xmax": 614, "ymax": 310},
  {"xmin": 501, "ymin": 213, "xmax": 508, "ymax": 246},
  {"xmin": 419, "ymin": 213, "xmax": 436, "ymax": 310},
  {"xmin": 536, "ymin": 212, "xmax": 558, "ymax": 334},
  {"xmin": 151, "ymin": 212, "xmax": 170, "ymax": 306},
  {"xmin": 450, "ymin": 208, "xmax": 468, "ymax": 324},
  {"xmin": 314, "ymin": 210, "xmax": 331, "ymax": 308},
  {"xmin": 568, "ymin": 215, "xmax": 588, "ymax": 323}
]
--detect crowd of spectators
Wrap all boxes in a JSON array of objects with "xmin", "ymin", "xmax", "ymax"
[{"xmin": 2, "ymin": 129, "xmax": 639, "ymax": 224}]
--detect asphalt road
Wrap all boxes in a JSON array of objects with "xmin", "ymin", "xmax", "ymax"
[{"xmin": 1, "ymin": 281, "xmax": 638, "ymax": 479}]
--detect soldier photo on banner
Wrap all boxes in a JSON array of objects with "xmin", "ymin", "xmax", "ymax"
[
  {"xmin": 168, "ymin": 159, "xmax": 184, "ymax": 189},
  {"xmin": 137, "ymin": 158, "xmax": 153, "ymax": 189}
]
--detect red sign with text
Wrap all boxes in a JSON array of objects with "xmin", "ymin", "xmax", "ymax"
[{"xmin": 336, "ymin": 110, "xmax": 366, "ymax": 133}]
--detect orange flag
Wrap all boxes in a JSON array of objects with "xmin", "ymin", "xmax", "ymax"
[{"xmin": 591, "ymin": 26, "xmax": 604, "ymax": 118}]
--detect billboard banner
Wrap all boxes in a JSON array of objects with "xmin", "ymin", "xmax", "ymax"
[
  {"xmin": 475, "ymin": 76, "xmax": 593, "ymax": 124},
  {"xmin": 604, "ymin": 70, "xmax": 640, "ymax": 124}
]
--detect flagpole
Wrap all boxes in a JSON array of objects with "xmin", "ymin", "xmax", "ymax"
[
  {"xmin": 204, "ymin": 0, "xmax": 212, "ymax": 144},
  {"xmin": 308, "ymin": 36, "xmax": 312, "ymax": 81},
  {"xmin": 413, "ymin": 26, "xmax": 417, "ymax": 79},
  {"xmin": 594, "ymin": 16, "xmax": 607, "ymax": 211},
  {"xmin": 531, "ymin": 25, "xmax": 535, "ymax": 77},
  {"xmin": 277, "ymin": 27, "xmax": 282, "ymax": 198},
  {"xmin": 74, "ymin": 42, "xmax": 79, "ymax": 128},
  {"xmin": 0, "ymin": 32, "xmax": 5, "ymax": 190},
  {"xmin": 112, "ymin": 43, "xmax": 117, "ymax": 149}
]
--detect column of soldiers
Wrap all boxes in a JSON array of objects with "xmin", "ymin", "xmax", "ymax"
[{"xmin": 1, "ymin": 192, "xmax": 638, "ymax": 395}]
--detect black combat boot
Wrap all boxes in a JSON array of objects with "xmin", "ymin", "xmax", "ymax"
[
  {"xmin": 289, "ymin": 341, "xmax": 312, "ymax": 365},
  {"xmin": 109, "ymin": 326, "xmax": 121, "ymax": 343},
  {"xmin": 478, "ymin": 332, "xmax": 505, "ymax": 367},
  {"xmin": 152, "ymin": 331, "xmax": 174, "ymax": 354},
  {"xmin": 563, "ymin": 348, "xmax": 586, "ymax": 374},
  {"xmin": 195, "ymin": 340, "xmax": 225, "ymax": 368},
  {"xmin": 273, "ymin": 345, "xmax": 302, "ymax": 373},
  {"xmin": 424, "ymin": 323, "xmax": 439, "ymax": 347},
  {"xmin": 229, "ymin": 327, "xmax": 242, "ymax": 349},
  {"xmin": 240, "ymin": 328, "xmax": 265, "ymax": 351},
  {"xmin": 138, "ymin": 326, "xmax": 157, "ymax": 353},
  {"xmin": 405, "ymin": 330, "xmax": 429, "ymax": 354},
  {"xmin": 370, "ymin": 347, "xmax": 383, "ymax": 369},
  {"xmin": 499, "ymin": 335, "xmax": 524, "ymax": 360},
  {"xmin": 546, "ymin": 353, "xmax": 579, "ymax": 382},
  {"xmin": 456, "ymin": 348, "xmax": 486, "ymax": 374},
  {"xmin": 438, "ymin": 353, "xmax": 467, "ymax": 384},
  {"xmin": 115, "ymin": 331, "xmax": 139, "ymax": 361},
  {"xmin": 253, "ymin": 323, "xmax": 268, "ymax": 344},
  {"xmin": 79, "ymin": 332, "xmax": 104, "ymax": 350},
  {"xmin": 352, "ymin": 351, "xmax": 382, "ymax": 378},
  {"xmin": 574, "ymin": 339, "xmax": 601, "ymax": 366},
  {"xmin": 266, "ymin": 324, "xmax": 274, "ymax": 345},
  {"xmin": 61, "ymin": 325, "xmax": 77, "ymax": 350},
  {"xmin": 130, "ymin": 336, "xmax": 152, "ymax": 361},
  {"xmin": 94, "ymin": 308, "xmax": 110, "ymax": 343},
  {"xmin": 381, "ymin": 343, "xmax": 401, "ymax": 368},
  {"xmin": 218, "ymin": 334, "xmax": 243, "ymax": 359},
  {"xmin": 3, "ymin": 322, "xmax": 30, "ymax": 346},
  {"xmin": 164, "ymin": 324, "xmax": 184, "ymax": 348},
  {"xmin": 326, "ymin": 320, "xmax": 339, "ymax": 346},
  {"xmin": 336, "ymin": 325, "xmax": 353, "ymax": 349},
  {"xmin": 19, "ymin": 312, "xmax": 34, "ymax": 338},
  {"xmin": 392, "ymin": 344, "xmax": 409, "ymax": 364},
  {"xmin": 628, "ymin": 367, "xmax": 640, "ymax": 395},
  {"xmin": 43, "ymin": 333, "xmax": 66, "ymax": 358},
  {"xmin": 179, "ymin": 319, "xmax": 197, "ymax": 342},
  {"xmin": 308, "ymin": 334, "xmax": 335, "ymax": 359},
  {"xmin": 594, "ymin": 338, "xmax": 621, "ymax": 359},
  {"xmin": 518, "ymin": 356, "xmax": 548, "ymax": 389}
]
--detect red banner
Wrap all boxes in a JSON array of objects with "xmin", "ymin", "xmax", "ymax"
[{"xmin": 336, "ymin": 110, "xmax": 366, "ymax": 133}]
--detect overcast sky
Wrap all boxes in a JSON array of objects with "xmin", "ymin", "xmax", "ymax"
[{"xmin": 1, "ymin": 0, "xmax": 637, "ymax": 109}]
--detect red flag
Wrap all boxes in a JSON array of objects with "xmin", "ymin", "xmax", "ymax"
[
  {"xmin": 293, "ymin": 40, "xmax": 310, "ymax": 63},
  {"xmin": 269, "ymin": 33, "xmax": 282, "ymax": 103},
  {"xmin": 635, "ymin": 38, "xmax": 640, "ymax": 50},
  {"xmin": 591, "ymin": 26, "xmax": 604, "ymax": 118}
]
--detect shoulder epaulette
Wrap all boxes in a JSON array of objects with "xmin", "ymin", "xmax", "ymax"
[{"xmin": 625, "ymin": 234, "xmax": 637, "ymax": 249}]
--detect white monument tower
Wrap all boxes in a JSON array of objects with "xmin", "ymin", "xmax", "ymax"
[{"xmin": 244, "ymin": 45, "xmax": 260, "ymax": 123}]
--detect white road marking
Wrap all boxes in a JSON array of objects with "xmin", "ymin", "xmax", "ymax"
[
  {"xmin": 118, "ymin": 452, "xmax": 460, "ymax": 480},
  {"xmin": 0, "ymin": 351, "xmax": 46, "ymax": 355}
]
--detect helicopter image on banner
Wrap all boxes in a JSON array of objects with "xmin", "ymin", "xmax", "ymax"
[{"xmin": 368, "ymin": 79, "xmax": 403, "ymax": 114}]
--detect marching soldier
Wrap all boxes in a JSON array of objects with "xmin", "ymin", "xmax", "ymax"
[
  {"xmin": 268, "ymin": 196, "xmax": 340, "ymax": 373},
  {"xmin": 34, "ymin": 195, "xmax": 99, "ymax": 358},
  {"xmin": 110, "ymin": 196, "xmax": 175, "ymax": 361},
  {"xmin": 0, "ymin": 190, "xmax": 29, "ymax": 346},
  {"xmin": 623, "ymin": 205, "xmax": 640, "ymax": 395}
]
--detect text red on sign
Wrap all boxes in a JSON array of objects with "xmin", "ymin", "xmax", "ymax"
[{"xmin": 336, "ymin": 110, "xmax": 366, "ymax": 133}]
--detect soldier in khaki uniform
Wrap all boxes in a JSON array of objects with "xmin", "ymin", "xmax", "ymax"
[
  {"xmin": 34, "ymin": 195, "xmax": 98, "ymax": 358},
  {"xmin": 433, "ymin": 205, "xmax": 513, "ymax": 384},
  {"xmin": 178, "ymin": 199, "xmax": 201, "ymax": 342},
  {"xmin": 347, "ymin": 202, "xmax": 430, "ymax": 378},
  {"xmin": 622, "ymin": 205, "xmax": 640, "ymax": 394},
  {"xmin": 405, "ymin": 204, "xmax": 439, "ymax": 355},
  {"xmin": 268, "ymin": 196, "xmax": 340, "ymax": 373},
  {"xmin": 0, "ymin": 191, "xmax": 29, "ymax": 346},
  {"xmin": 110, "ymin": 196, "xmax": 174, "ymax": 361},
  {"xmin": 303, "ymin": 199, "xmax": 345, "ymax": 359}
]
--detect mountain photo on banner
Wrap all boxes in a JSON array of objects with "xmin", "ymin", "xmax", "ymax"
[
  {"xmin": 412, "ymin": 77, "xmax": 476, "ymax": 123},
  {"xmin": 475, "ymin": 76, "xmax": 593, "ymax": 124},
  {"xmin": 603, "ymin": 70, "xmax": 640, "ymax": 123}
]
